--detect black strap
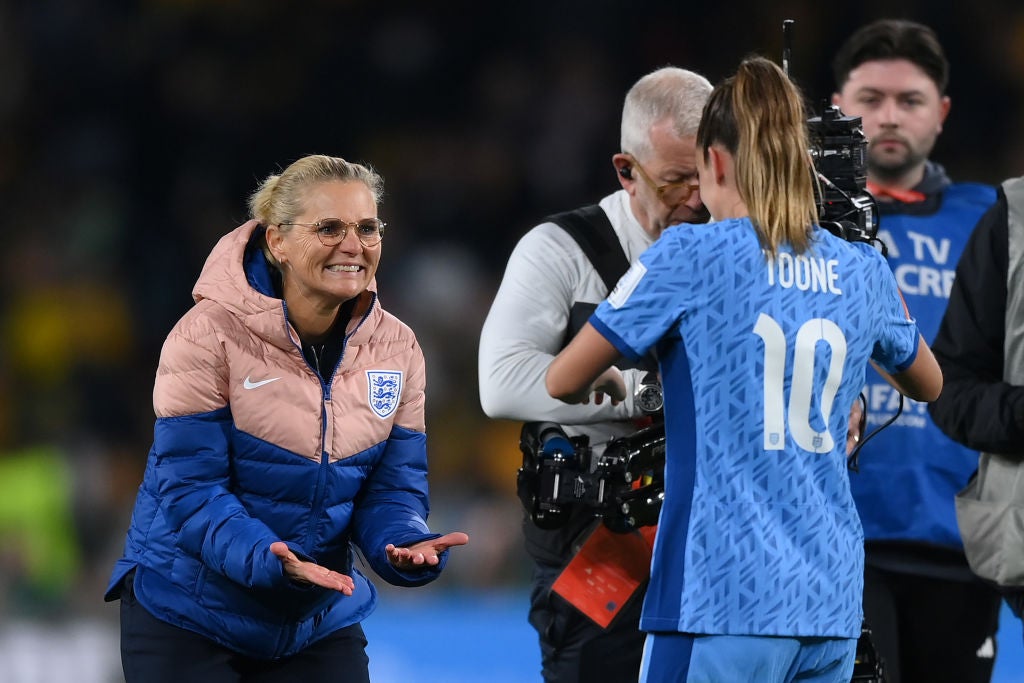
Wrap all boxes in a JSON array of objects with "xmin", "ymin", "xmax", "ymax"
[{"xmin": 544, "ymin": 204, "xmax": 630, "ymax": 292}]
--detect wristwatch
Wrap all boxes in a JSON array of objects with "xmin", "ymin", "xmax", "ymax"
[{"xmin": 635, "ymin": 372, "xmax": 663, "ymax": 414}]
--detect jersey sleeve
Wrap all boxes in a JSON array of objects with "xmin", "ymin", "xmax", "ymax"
[
  {"xmin": 866, "ymin": 248, "xmax": 922, "ymax": 374},
  {"xmin": 591, "ymin": 231, "xmax": 692, "ymax": 360}
]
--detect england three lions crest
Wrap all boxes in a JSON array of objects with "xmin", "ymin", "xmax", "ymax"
[{"xmin": 366, "ymin": 370, "xmax": 403, "ymax": 419}]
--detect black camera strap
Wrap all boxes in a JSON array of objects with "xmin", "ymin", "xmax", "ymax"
[
  {"xmin": 545, "ymin": 204, "xmax": 629, "ymax": 293},
  {"xmin": 545, "ymin": 204, "xmax": 658, "ymax": 376}
]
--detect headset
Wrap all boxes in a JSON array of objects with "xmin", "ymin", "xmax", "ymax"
[{"xmin": 619, "ymin": 166, "xmax": 633, "ymax": 179}]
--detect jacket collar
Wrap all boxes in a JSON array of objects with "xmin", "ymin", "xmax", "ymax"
[{"xmin": 192, "ymin": 220, "xmax": 379, "ymax": 352}]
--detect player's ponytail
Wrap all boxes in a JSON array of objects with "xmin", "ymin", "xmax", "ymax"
[{"xmin": 697, "ymin": 56, "xmax": 818, "ymax": 256}]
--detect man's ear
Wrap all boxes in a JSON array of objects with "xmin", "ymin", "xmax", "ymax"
[
  {"xmin": 612, "ymin": 153, "xmax": 635, "ymax": 192},
  {"xmin": 937, "ymin": 95, "xmax": 951, "ymax": 132}
]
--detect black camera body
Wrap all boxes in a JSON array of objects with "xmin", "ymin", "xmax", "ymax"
[
  {"xmin": 808, "ymin": 103, "xmax": 879, "ymax": 246},
  {"xmin": 516, "ymin": 420, "xmax": 666, "ymax": 533}
]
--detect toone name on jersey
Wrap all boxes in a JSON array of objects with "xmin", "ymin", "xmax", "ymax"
[{"xmin": 765, "ymin": 253, "xmax": 842, "ymax": 295}]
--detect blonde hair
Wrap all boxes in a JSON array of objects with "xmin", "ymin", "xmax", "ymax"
[
  {"xmin": 696, "ymin": 57, "xmax": 817, "ymax": 256},
  {"xmin": 248, "ymin": 154, "xmax": 383, "ymax": 228},
  {"xmin": 248, "ymin": 154, "xmax": 383, "ymax": 268}
]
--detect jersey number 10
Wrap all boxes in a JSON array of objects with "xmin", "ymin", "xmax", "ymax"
[{"xmin": 753, "ymin": 313, "xmax": 847, "ymax": 453}]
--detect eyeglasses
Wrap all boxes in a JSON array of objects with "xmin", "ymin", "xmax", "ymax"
[
  {"xmin": 625, "ymin": 154, "xmax": 699, "ymax": 207},
  {"xmin": 280, "ymin": 218, "xmax": 386, "ymax": 247}
]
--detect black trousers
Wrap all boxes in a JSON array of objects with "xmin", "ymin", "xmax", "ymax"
[
  {"xmin": 862, "ymin": 565, "xmax": 1002, "ymax": 683},
  {"xmin": 119, "ymin": 572, "xmax": 370, "ymax": 683},
  {"xmin": 528, "ymin": 561, "xmax": 647, "ymax": 683}
]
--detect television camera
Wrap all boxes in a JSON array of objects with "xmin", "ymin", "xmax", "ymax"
[
  {"xmin": 516, "ymin": 419, "xmax": 665, "ymax": 534},
  {"xmin": 808, "ymin": 103, "xmax": 880, "ymax": 247},
  {"xmin": 784, "ymin": 18, "xmax": 881, "ymax": 249}
]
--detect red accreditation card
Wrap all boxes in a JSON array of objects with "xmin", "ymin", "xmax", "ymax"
[{"xmin": 552, "ymin": 524, "xmax": 657, "ymax": 628}]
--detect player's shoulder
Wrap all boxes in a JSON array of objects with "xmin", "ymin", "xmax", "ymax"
[
  {"xmin": 809, "ymin": 228, "xmax": 889, "ymax": 271},
  {"xmin": 652, "ymin": 218, "xmax": 765, "ymax": 272},
  {"xmin": 662, "ymin": 217, "xmax": 750, "ymax": 246}
]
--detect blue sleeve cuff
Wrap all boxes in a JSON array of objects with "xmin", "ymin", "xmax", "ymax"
[
  {"xmin": 891, "ymin": 339, "xmax": 920, "ymax": 374},
  {"xmin": 589, "ymin": 314, "xmax": 643, "ymax": 362},
  {"xmin": 369, "ymin": 532, "xmax": 445, "ymax": 587}
]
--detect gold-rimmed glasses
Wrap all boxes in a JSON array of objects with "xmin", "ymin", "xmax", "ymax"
[
  {"xmin": 625, "ymin": 154, "xmax": 699, "ymax": 206},
  {"xmin": 279, "ymin": 218, "xmax": 386, "ymax": 247}
]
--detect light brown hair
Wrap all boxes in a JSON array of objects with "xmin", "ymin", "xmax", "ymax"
[{"xmin": 696, "ymin": 57, "xmax": 817, "ymax": 256}]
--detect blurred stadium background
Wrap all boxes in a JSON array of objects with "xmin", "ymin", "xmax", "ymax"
[{"xmin": 1, "ymin": 1, "xmax": 1022, "ymax": 681}]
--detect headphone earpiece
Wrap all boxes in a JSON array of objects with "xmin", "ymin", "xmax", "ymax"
[{"xmin": 619, "ymin": 166, "xmax": 633, "ymax": 180}]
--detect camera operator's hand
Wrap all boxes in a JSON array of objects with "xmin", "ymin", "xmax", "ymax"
[
  {"xmin": 546, "ymin": 323, "xmax": 627, "ymax": 405},
  {"xmin": 385, "ymin": 532, "xmax": 470, "ymax": 571},
  {"xmin": 581, "ymin": 367, "xmax": 627, "ymax": 406}
]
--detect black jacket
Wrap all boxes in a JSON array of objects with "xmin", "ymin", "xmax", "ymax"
[{"xmin": 929, "ymin": 186, "xmax": 1024, "ymax": 455}]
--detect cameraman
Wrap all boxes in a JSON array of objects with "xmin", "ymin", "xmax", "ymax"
[
  {"xmin": 832, "ymin": 19, "xmax": 1003, "ymax": 683},
  {"xmin": 478, "ymin": 67, "xmax": 711, "ymax": 683}
]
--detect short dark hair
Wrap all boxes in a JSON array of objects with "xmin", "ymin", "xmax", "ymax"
[{"xmin": 833, "ymin": 19, "xmax": 949, "ymax": 94}]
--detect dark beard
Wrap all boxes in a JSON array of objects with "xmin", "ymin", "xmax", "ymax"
[{"xmin": 867, "ymin": 146, "xmax": 928, "ymax": 185}]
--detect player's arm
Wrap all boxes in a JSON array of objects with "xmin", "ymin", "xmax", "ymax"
[
  {"xmin": 866, "ymin": 246, "xmax": 943, "ymax": 404},
  {"xmin": 872, "ymin": 336, "xmax": 942, "ymax": 403},
  {"xmin": 546, "ymin": 323, "xmax": 625, "ymax": 404}
]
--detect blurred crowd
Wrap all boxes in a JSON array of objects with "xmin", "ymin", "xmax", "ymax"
[{"xmin": 2, "ymin": 0, "xmax": 1024, "ymax": 620}]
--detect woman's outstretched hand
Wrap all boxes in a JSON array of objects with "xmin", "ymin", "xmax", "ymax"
[
  {"xmin": 270, "ymin": 541, "xmax": 355, "ymax": 595},
  {"xmin": 385, "ymin": 532, "xmax": 470, "ymax": 570}
]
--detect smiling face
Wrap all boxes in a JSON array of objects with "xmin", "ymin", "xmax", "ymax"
[
  {"xmin": 833, "ymin": 58, "xmax": 950, "ymax": 188},
  {"xmin": 266, "ymin": 179, "xmax": 381, "ymax": 319}
]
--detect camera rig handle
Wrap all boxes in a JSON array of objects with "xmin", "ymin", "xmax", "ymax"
[{"xmin": 517, "ymin": 420, "xmax": 667, "ymax": 534}]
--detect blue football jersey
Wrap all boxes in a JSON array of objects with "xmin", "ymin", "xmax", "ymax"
[{"xmin": 590, "ymin": 217, "xmax": 920, "ymax": 638}]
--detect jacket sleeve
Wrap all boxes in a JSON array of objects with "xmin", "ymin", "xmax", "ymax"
[
  {"xmin": 928, "ymin": 192, "xmax": 1024, "ymax": 455},
  {"xmin": 351, "ymin": 338, "xmax": 445, "ymax": 587},
  {"xmin": 152, "ymin": 318, "xmax": 294, "ymax": 591},
  {"xmin": 478, "ymin": 223, "xmax": 643, "ymax": 422}
]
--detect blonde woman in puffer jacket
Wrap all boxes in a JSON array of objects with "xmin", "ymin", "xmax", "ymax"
[{"xmin": 105, "ymin": 154, "xmax": 468, "ymax": 683}]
